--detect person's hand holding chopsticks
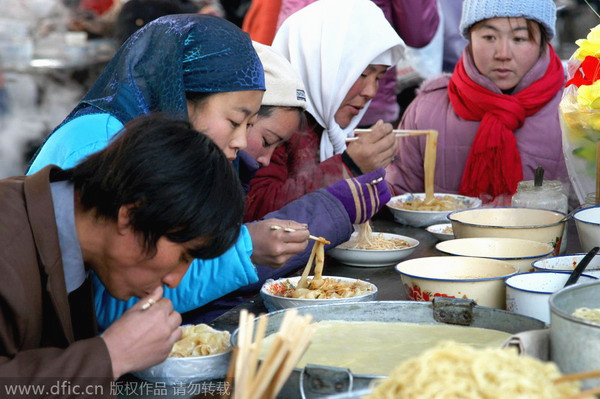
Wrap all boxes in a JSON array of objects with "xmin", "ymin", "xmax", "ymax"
[
  {"xmin": 246, "ymin": 218, "xmax": 310, "ymax": 268},
  {"xmin": 101, "ymin": 286, "xmax": 182, "ymax": 378},
  {"xmin": 344, "ymin": 119, "xmax": 397, "ymax": 173}
]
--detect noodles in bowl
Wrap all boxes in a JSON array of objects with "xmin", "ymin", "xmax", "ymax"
[
  {"xmin": 338, "ymin": 222, "xmax": 414, "ymax": 250},
  {"xmin": 328, "ymin": 223, "xmax": 419, "ymax": 267},
  {"xmin": 133, "ymin": 324, "xmax": 232, "ymax": 385},
  {"xmin": 260, "ymin": 276, "xmax": 377, "ymax": 311},
  {"xmin": 386, "ymin": 193, "xmax": 482, "ymax": 227}
]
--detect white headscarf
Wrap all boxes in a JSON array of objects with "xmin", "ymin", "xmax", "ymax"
[{"xmin": 272, "ymin": 0, "xmax": 405, "ymax": 161}]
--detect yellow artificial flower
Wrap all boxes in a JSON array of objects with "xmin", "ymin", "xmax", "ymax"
[
  {"xmin": 577, "ymin": 80, "xmax": 600, "ymax": 109},
  {"xmin": 590, "ymin": 112, "xmax": 600, "ymax": 130},
  {"xmin": 574, "ymin": 24, "xmax": 600, "ymax": 61}
]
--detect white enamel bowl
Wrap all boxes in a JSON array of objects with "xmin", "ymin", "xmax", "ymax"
[
  {"xmin": 573, "ymin": 206, "xmax": 600, "ymax": 252},
  {"xmin": 435, "ymin": 237, "xmax": 554, "ymax": 273},
  {"xmin": 505, "ymin": 271, "xmax": 597, "ymax": 324},
  {"xmin": 394, "ymin": 256, "xmax": 518, "ymax": 309},
  {"xmin": 327, "ymin": 232, "xmax": 419, "ymax": 267},
  {"xmin": 426, "ymin": 223, "xmax": 454, "ymax": 241},
  {"xmin": 386, "ymin": 193, "xmax": 482, "ymax": 227},
  {"xmin": 260, "ymin": 276, "xmax": 378, "ymax": 312},
  {"xmin": 448, "ymin": 207, "xmax": 566, "ymax": 255},
  {"xmin": 532, "ymin": 253, "xmax": 600, "ymax": 278}
]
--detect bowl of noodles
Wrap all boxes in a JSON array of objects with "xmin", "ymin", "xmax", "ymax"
[
  {"xmin": 133, "ymin": 324, "xmax": 232, "ymax": 385},
  {"xmin": 550, "ymin": 280, "xmax": 600, "ymax": 390},
  {"xmin": 327, "ymin": 222, "xmax": 419, "ymax": 267},
  {"xmin": 426, "ymin": 223, "xmax": 454, "ymax": 241},
  {"xmin": 386, "ymin": 193, "xmax": 482, "ymax": 227},
  {"xmin": 260, "ymin": 275, "xmax": 377, "ymax": 312}
]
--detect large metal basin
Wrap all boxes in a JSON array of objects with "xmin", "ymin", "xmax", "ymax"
[
  {"xmin": 232, "ymin": 299, "xmax": 545, "ymax": 398},
  {"xmin": 550, "ymin": 280, "xmax": 600, "ymax": 390}
]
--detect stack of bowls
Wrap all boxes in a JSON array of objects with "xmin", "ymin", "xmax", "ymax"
[
  {"xmin": 435, "ymin": 237, "xmax": 554, "ymax": 273},
  {"xmin": 448, "ymin": 207, "xmax": 567, "ymax": 255}
]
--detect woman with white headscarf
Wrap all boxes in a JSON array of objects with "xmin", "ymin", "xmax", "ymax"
[{"xmin": 245, "ymin": 0, "xmax": 405, "ymax": 221}]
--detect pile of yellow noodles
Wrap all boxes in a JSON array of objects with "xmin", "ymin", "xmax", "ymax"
[
  {"xmin": 339, "ymin": 222, "xmax": 412, "ymax": 250},
  {"xmin": 366, "ymin": 341, "xmax": 580, "ymax": 399},
  {"xmin": 273, "ymin": 277, "xmax": 373, "ymax": 299},
  {"xmin": 393, "ymin": 195, "xmax": 467, "ymax": 211},
  {"xmin": 572, "ymin": 307, "xmax": 600, "ymax": 323},
  {"xmin": 168, "ymin": 324, "xmax": 230, "ymax": 357}
]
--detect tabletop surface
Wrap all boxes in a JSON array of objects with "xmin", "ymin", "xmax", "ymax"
[{"xmin": 210, "ymin": 211, "xmax": 581, "ymax": 333}]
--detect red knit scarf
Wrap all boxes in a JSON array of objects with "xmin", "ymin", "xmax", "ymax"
[{"xmin": 447, "ymin": 45, "xmax": 564, "ymax": 198}]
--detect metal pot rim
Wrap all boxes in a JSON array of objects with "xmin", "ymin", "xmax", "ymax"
[{"xmin": 549, "ymin": 280, "xmax": 600, "ymax": 327}]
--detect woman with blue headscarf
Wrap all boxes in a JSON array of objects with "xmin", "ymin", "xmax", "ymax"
[
  {"xmin": 27, "ymin": 14, "xmax": 311, "ymax": 330},
  {"xmin": 29, "ymin": 14, "xmax": 265, "ymax": 167}
]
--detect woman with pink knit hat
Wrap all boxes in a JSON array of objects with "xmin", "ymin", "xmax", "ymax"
[{"xmin": 387, "ymin": 0, "xmax": 568, "ymax": 205}]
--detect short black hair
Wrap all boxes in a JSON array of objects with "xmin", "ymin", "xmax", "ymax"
[
  {"xmin": 258, "ymin": 105, "xmax": 307, "ymax": 131},
  {"xmin": 64, "ymin": 114, "xmax": 244, "ymax": 259},
  {"xmin": 114, "ymin": 0, "xmax": 199, "ymax": 45}
]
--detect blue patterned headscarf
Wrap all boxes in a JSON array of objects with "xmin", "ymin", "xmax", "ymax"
[{"xmin": 62, "ymin": 14, "xmax": 265, "ymax": 125}]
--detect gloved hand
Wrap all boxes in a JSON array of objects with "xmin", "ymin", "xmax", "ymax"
[{"xmin": 326, "ymin": 168, "xmax": 391, "ymax": 224}]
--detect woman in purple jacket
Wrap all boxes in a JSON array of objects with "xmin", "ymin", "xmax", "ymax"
[{"xmin": 387, "ymin": 0, "xmax": 568, "ymax": 206}]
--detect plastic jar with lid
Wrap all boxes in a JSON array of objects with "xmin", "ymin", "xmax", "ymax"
[
  {"xmin": 511, "ymin": 179, "xmax": 568, "ymax": 254},
  {"xmin": 511, "ymin": 180, "xmax": 568, "ymax": 213}
]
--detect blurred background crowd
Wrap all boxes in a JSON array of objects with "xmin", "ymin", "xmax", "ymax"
[{"xmin": 0, "ymin": 0, "xmax": 598, "ymax": 179}]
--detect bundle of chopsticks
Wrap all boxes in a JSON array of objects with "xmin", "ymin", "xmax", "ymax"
[{"xmin": 226, "ymin": 309, "xmax": 316, "ymax": 399}]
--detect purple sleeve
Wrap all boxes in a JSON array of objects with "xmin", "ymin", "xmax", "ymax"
[
  {"xmin": 372, "ymin": 0, "xmax": 440, "ymax": 48},
  {"xmin": 241, "ymin": 189, "xmax": 353, "ymax": 293}
]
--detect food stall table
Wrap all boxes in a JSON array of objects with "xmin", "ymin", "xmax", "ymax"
[{"xmin": 118, "ymin": 212, "xmax": 581, "ymax": 398}]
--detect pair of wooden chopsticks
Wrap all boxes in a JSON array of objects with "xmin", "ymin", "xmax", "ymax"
[
  {"xmin": 345, "ymin": 129, "xmax": 432, "ymax": 142},
  {"xmin": 297, "ymin": 238, "xmax": 326, "ymax": 289},
  {"xmin": 269, "ymin": 225, "xmax": 331, "ymax": 245},
  {"xmin": 226, "ymin": 309, "xmax": 315, "ymax": 399},
  {"xmin": 555, "ymin": 369, "xmax": 600, "ymax": 399}
]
